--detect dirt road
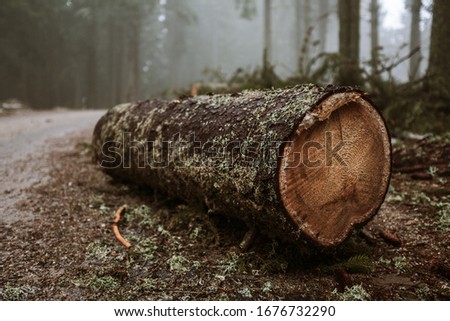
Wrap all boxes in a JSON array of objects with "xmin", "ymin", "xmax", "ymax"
[{"xmin": 0, "ymin": 110, "xmax": 105, "ymax": 224}]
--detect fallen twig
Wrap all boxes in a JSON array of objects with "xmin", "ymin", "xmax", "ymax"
[
  {"xmin": 113, "ymin": 205, "xmax": 126, "ymax": 223},
  {"xmin": 410, "ymin": 172, "xmax": 433, "ymax": 180},
  {"xmin": 334, "ymin": 268, "xmax": 352, "ymax": 292},
  {"xmin": 359, "ymin": 228, "xmax": 377, "ymax": 245},
  {"xmin": 239, "ymin": 228, "xmax": 257, "ymax": 252},
  {"xmin": 112, "ymin": 205, "xmax": 132, "ymax": 249},
  {"xmin": 378, "ymin": 229, "xmax": 402, "ymax": 247},
  {"xmin": 393, "ymin": 164, "xmax": 429, "ymax": 173},
  {"xmin": 393, "ymin": 163, "xmax": 448, "ymax": 173}
]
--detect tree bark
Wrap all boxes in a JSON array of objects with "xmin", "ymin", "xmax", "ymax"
[
  {"xmin": 127, "ymin": 4, "xmax": 141, "ymax": 102},
  {"xmin": 302, "ymin": 0, "xmax": 311, "ymax": 71},
  {"xmin": 295, "ymin": 0, "xmax": 304, "ymax": 72},
  {"xmin": 338, "ymin": 0, "xmax": 361, "ymax": 85},
  {"xmin": 318, "ymin": 0, "xmax": 329, "ymax": 54},
  {"xmin": 409, "ymin": 0, "xmax": 421, "ymax": 81},
  {"xmin": 263, "ymin": 0, "xmax": 272, "ymax": 74},
  {"xmin": 92, "ymin": 85, "xmax": 391, "ymax": 247},
  {"xmin": 370, "ymin": 0, "xmax": 380, "ymax": 74},
  {"xmin": 295, "ymin": 0, "xmax": 312, "ymax": 73},
  {"xmin": 86, "ymin": 12, "xmax": 98, "ymax": 109},
  {"xmin": 427, "ymin": 0, "xmax": 450, "ymax": 98}
]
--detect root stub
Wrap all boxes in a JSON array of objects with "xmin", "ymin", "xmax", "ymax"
[{"xmin": 93, "ymin": 85, "xmax": 391, "ymax": 248}]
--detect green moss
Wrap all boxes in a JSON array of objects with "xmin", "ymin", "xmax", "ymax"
[
  {"xmin": 332, "ymin": 284, "xmax": 371, "ymax": 301},
  {"xmin": 133, "ymin": 238, "xmax": 158, "ymax": 260},
  {"xmin": 393, "ymin": 255, "xmax": 409, "ymax": 274},
  {"xmin": 238, "ymin": 287, "xmax": 253, "ymax": 298},
  {"xmin": 167, "ymin": 255, "xmax": 197, "ymax": 272},
  {"xmin": 126, "ymin": 204, "xmax": 154, "ymax": 227},
  {"xmin": 437, "ymin": 202, "xmax": 450, "ymax": 231},
  {"xmin": 90, "ymin": 275, "xmax": 119, "ymax": 291},
  {"xmin": 262, "ymin": 281, "xmax": 272, "ymax": 294},
  {"xmin": 86, "ymin": 240, "xmax": 112, "ymax": 262},
  {"xmin": 0, "ymin": 284, "xmax": 37, "ymax": 300}
]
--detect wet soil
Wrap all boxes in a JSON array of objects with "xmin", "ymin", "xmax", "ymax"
[{"xmin": 0, "ymin": 118, "xmax": 449, "ymax": 301}]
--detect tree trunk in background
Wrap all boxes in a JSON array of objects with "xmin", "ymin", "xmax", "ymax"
[
  {"xmin": 302, "ymin": 0, "xmax": 311, "ymax": 71},
  {"xmin": 108, "ymin": 16, "xmax": 116, "ymax": 107},
  {"xmin": 295, "ymin": 0, "xmax": 304, "ymax": 73},
  {"xmin": 115, "ymin": 22, "xmax": 125, "ymax": 104},
  {"xmin": 128, "ymin": 4, "xmax": 141, "ymax": 102},
  {"xmin": 74, "ymin": 65, "xmax": 83, "ymax": 109},
  {"xmin": 262, "ymin": 0, "xmax": 276, "ymax": 86},
  {"xmin": 318, "ymin": 0, "xmax": 329, "ymax": 54},
  {"xmin": 263, "ymin": 0, "xmax": 272, "ymax": 73},
  {"xmin": 338, "ymin": 0, "xmax": 361, "ymax": 85},
  {"xmin": 20, "ymin": 60, "xmax": 28, "ymax": 103},
  {"xmin": 409, "ymin": 0, "xmax": 421, "ymax": 81},
  {"xmin": 427, "ymin": 0, "xmax": 450, "ymax": 99},
  {"xmin": 166, "ymin": 0, "xmax": 181, "ymax": 90},
  {"xmin": 86, "ymin": 17, "xmax": 98, "ymax": 109},
  {"xmin": 370, "ymin": 0, "xmax": 379, "ymax": 75},
  {"xmin": 120, "ymin": 21, "xmax": 130, "ymax": 104},
  {"xmin": 92, "ymin": 85, "xmax": 391, "ymax": 247},
  {"xmin": 296, "ymin": 0, "xmax": 312, "ymax": 73}
]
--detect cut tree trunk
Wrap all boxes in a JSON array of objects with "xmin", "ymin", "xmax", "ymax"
[{"xmin": 92, "ymin": 85, "xmax": 391, "ymax": 247}]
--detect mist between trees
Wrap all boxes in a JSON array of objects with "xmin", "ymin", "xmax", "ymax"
[{"xmin": 0, "ymin": 0, "xmax": 448, "ymax": 133}]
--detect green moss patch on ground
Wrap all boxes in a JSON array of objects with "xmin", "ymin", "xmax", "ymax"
[{"xmin": 1, "ymin": 133, "xmax": 449, "ymax": 300}]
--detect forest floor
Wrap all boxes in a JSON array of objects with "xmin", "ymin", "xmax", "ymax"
[{"xmin": 1, "ymin": 114, "xmax": 449, "ymax": 301}]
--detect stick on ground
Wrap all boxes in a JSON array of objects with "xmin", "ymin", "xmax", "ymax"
[{"xmin": 112, "ymin": 205, "xmax": 132, "ymax": 249}]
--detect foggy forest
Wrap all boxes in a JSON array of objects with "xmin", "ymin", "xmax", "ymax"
[
  {"xmin": 1, "ymin": 0, "xmax": 449, "ymax": 304},
  {"xmin": 1, "ymin": 0, "xmax": 449, "ymax": 132}
]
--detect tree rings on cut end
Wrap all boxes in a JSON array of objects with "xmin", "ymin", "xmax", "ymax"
[{"xmin": 278, "ymin": 92, "xmax": 391, "ymax": 247}]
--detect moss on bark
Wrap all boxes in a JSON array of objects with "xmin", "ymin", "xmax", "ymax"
[{"xmin": 92, "ymin": 84, "xmax": 364, "ymax": 245}]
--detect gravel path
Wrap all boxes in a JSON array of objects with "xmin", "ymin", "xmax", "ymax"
[{"xmin": 0, "ymin": 110, "xmax": 105, "ymax": 224}]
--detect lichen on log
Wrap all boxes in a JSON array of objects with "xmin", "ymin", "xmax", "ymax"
[{"xmin": 92, "ymin": 84, "xmax": 391, "ymax": 247}]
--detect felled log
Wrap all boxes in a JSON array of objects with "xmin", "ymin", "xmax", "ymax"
[{"xmin": 92, "ymin": 85, "xmax": 391, "ymax": 247}]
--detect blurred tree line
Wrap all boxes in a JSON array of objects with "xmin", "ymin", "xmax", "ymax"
[
  {"xmin": 0, "ymin": 0, "xmax": 161, "ymax": 109},
  {"xmin": 0, "ymin": 0, "xmax": 448, "ymax": 132}
]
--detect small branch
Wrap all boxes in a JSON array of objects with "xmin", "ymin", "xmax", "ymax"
[
  {"xmin": 394, "ymin": 163, "xmax": 448, "ymax": 174},
  {"xmin": 240, "ymin": 228, "xmax": 257, "ymax": 252},
  {"xmin": 410, "ymin": 172, "xmax": 433, "ymax": 180},
  {"xmin": 374, "ymin": 47, "xmax": 420, "ymax": 75},
  {"xmin": 393, "ymin": 164, "xmax": 429, "ymax": 173},
  {"xmin": 378, "ymin": 229, "xmax": 402, "ymax": 247},
  {"xmin": 334, "ymin": 268, "xmax": 353, "ymax": 292},
  {"xmin": 359, "ymin": 228, "xmax": 377, "ymax": 245},
  {"xmin": 112, "ymin": 205, "xmax": 132, "ymax": 249},
  {"xmin": 113, "ymin": 205, "xmax": 126, "ymax": 224}
]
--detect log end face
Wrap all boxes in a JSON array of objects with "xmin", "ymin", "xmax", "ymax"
[{"xmin": 279, "ymin": 93, "xmax": 391, "ymax": 247}]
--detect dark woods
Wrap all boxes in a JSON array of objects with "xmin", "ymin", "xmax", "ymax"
[
  {"xmin": 0, "ymin": 0, "xmax": 448, "ymax": 133},
  {"xmin": 0, "ymin": 0, "xmax": 155, "ymax": 109}
]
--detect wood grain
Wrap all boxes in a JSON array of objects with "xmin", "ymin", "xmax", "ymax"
[{"xmin": 279, "ymin": 94, "xmax": 391, "ymax": 246}]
